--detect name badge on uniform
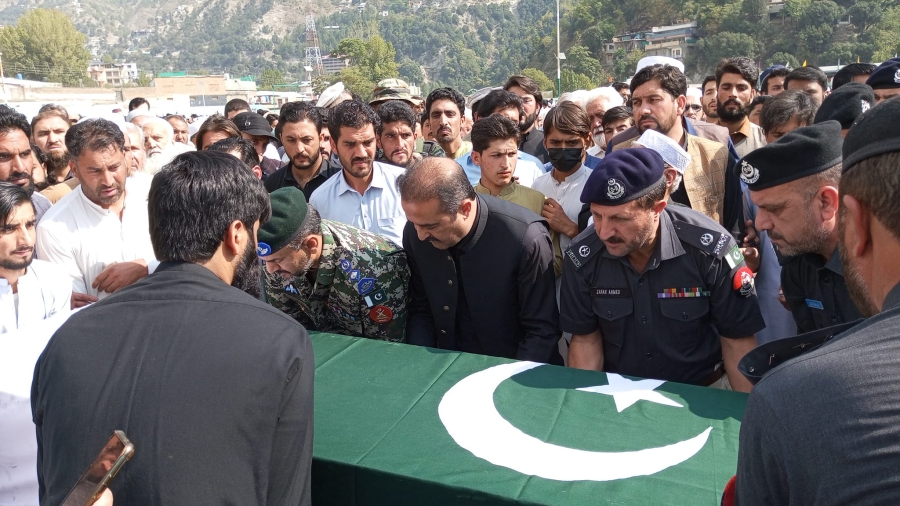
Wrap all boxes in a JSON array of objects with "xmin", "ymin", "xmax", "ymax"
[
  {"xmin": 658, "ymin": 287, "xmax": 711, "ymax": 298},
  {"xmin": 592, "ymin": 287, "xmax": 631, "ymax": 298},
  {"xmin": 806, "ymin": 299, "xmax": 825, "ymax": 310}
]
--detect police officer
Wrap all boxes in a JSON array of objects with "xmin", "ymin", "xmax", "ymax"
[
  {"xmin": 560, "ymin": 149, "xmax": 763, "ymax": 392},
  {"xmin": 741, "ymin": 121, "xmax": 863, "ymax": 333},
  {"xmin": 258, "ymin": 187, "xmax": 409, "ymax": 342}
]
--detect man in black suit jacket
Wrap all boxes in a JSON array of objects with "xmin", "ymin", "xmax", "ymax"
[
  {"xmin": 399, "ymin": 157, "xmax": 561, "ymax": 363},
  {"xmin": 32, "ymin": 151, "xmax": 314, "ymax": 506}
]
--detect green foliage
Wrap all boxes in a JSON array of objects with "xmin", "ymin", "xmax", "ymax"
[
  {"xmin": 135, "ymin": 70, "xmax": 151, "ymax": 87},
  {"xmin": 0, "ymin": 9, "xmax": 91, "ymax": 86},
  {"xmin": 520, "ymin": 68, "xmax": 555, "ymax": 93},
  {"xmin": 337, "ymin": 35, "xmax": 399, "ymax": 82},
  {"xmin": 767, "ymin": 52, "xmax": 800, "ymax": 68},
  {"xmin": 259, "ymin": 67, "xmax": 285, "ymax": 91},
  {"xmin": 561, "ymin": 69, "xmax": 594, "ymax": 93},
  {"xmin": 694, "ymin": 32, "xmax": 761, "ymax": 74},
  {"xmin": 398, "ymin": 58, "xmax": 424, "ymax": 84}
]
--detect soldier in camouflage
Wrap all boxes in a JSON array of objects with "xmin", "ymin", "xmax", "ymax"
[{"xmin": 258, "ymin": 187, "xmax": 409, "ymax": 342}]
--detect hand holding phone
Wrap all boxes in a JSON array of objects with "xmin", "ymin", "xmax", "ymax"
[{"xmin": 60, "ymin": 430, "xmax": 134, "ymax": 506}]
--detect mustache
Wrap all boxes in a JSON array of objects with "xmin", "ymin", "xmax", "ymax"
[
  {"xmin": 638, "ymin": 114, "xmax": 658, "ymax": 124},
  {"xmin": 721, "ymin": 98, "xmax": 742, "ymax": 107},
  {"xmin": 604, "ymin": 236, "xmax": 625, "ymax": 244},
  {"xmin": 351, "ymin": 156, "xmax": 371, "ymax": 164},
  {"xmin": 8, "ymin": 171, "xmax": 30, "ymax": 180}
]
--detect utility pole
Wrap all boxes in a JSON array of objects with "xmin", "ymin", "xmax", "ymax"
[
  {"xmin": 0, "ymin": 52, "xmax": 7, "ymax": 103},
  {"xmin": 556, "ymin": 0, "xmax": 561, "ymax": 100}
]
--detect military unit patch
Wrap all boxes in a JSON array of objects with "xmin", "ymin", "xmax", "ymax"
[
  {"xmin": 370, "ymin": 305, "xmax": 393, "ymax": 323},
  {"xmin": 285, "ymin": 284, "xmax": 299, "ymax": 294},
  {"xmin": 657, "ymin": 288, "xmax": 711, "ymax": 298},
  {"xmin": 364, "ymin": 288, "xmax": 388, "ymax": 308},
  {"xmin": 725, "ymin": 245, "xmax": 744, "ymax": 269},
  {"xmin": 340, "ymin": 258, "xmax": 352, "ymax": 272},
  {"xmin": 733, "ymin": 267, "xmax": 754, "ymax": 296},
  {"xmin": 357, "ymin": 277, "xmax": 376, "ymax": 295},
  {"xmin": 349, "ymin": 269, "xmax": 361, "ymax": 281}
]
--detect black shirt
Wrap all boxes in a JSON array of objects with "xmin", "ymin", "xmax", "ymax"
[
  {"xmin": 560, "ymin": 205, "xmax": 765, "ymax": 384},
  {"xmin": 32, "ymin": 262, "xmax": 314, "ymax": 506},
  {"xmin": 520, "ymin": 127, "xmax": 550, "ymax": 164},
  {"xmin": 736, "ymin": 282, "xmax": 900, "ymax": 505},
  {"xmin": 263, "ymin": 157, "xmax": 339, "ymax": 201},
  {"xmin": 451, "ymin": 203, "xmax": 481, "ymax": 353},
  {"xmin": 780, "ymin": 247, "xmax": 863, "ymax": 333}
]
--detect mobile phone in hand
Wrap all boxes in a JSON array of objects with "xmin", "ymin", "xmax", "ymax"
[{"xmin": 60, "ymin": 430, "xmax": 134, "ymax": 506}]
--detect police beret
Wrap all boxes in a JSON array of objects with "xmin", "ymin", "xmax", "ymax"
[
  {"xmin": 739, "ymin": 121, "xmax": 843, "ymax": 191},
  {"xmin": 814, "ymin": 82, "xmax": 875, "ymax": 129},
  {"xmin": 580, "ymin": 148, "xmax": 666, "ymax": 206},
  {"xmin": 843, "ymin": 96, "xmax": 900, "ymax": 172},
  {"xmin": 256, "ymin": 187, "xmax": 308, "ymax": 257},
  {"xmin": 865, "ymin": 58, "xmax": 900, "ymax": 89}
]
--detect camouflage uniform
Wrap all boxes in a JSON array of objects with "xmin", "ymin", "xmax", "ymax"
[{"xmin": 265, "ymin": 219, "xmax": 409, "ymax": 342}]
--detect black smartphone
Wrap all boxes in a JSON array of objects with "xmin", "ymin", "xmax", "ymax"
[{"xmin": 60, "ymin": 430, "xmax": 134, "ymax": 506}]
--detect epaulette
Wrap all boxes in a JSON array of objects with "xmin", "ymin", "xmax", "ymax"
[
  {"xmin": 738, "ymin": 319, "xmax": 863, "ymax": 384},
  {"xmin": 671, "ymin": 219, "xmax": 731, "ymax": 258},
  {"xmin": 563, "ymin": 228, "xmax": 603, "ymax": 270}
]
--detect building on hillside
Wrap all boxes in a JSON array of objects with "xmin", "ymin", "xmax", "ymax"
[
  {"xmin": 643, "ymin": 22, "xmax": 698, "ymax": 63},
  {"xmin": 87, "ymin": 61, "xmax": 140, "ymax": 87},
  {"xmin": 322, "ymin": 55, "xmax": 350, "ymax": 75},
  {"xmin": 602, "ymin": 31, "xmax": 650, "ymax": 65}
]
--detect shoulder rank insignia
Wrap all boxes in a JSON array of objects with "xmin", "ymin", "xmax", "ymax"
[
  {"xmin": 565, "ymin": 229, "xmax": 603, "ymax": 270},
  {"xmin": 672, "ymin": 220, "xmax": 729, "ymax": 257}
]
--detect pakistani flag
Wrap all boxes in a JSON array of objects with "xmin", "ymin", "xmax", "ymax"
[{"xmin": 311, "ymin": 333, "xmax": 746, "ymax": 505}]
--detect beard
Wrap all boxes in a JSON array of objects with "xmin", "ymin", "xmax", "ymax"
[
  {"xmin": 769, "ymin": 211, "xmax": 831, "ymax": 257},
  {"xmin": 6, "ymin": 171, "xmax": 35, "ymax": 196},
  {"xmin": 636, "ymin": 112, "xmax": 677, "ymax": 136},
  {"xmin": 232, "ymin": 236, "xmax": 263, "ymax": 298},
  {"xmin": 292, "ymin": 149, "xmax": 321, "ymax": 171},
  {"xmin": 0, "ymin": 248, "xmax": 34, "ymax": 270},
  {"xmin": 838, "ymin": 214, "xmax": 880, "ymax": 317},
  {"xmin": 343, "ymin": 156, "xmax": 373, "ymax": 180},
  {"xmin": 602, "ymin": 221, "xmax": 655, "ymax": 258},
  {"xmin": 716, "ymin": 98, "xmax": 749, "ymax": 122},
  {"xmin": 46, "ymin": 150, "xmax": 71, "ymax": 183},
  {"xmin": 520, "ymin": 111, "xmax": 537, "ymax": 132}
]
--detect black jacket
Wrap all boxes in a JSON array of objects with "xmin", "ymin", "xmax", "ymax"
[
  {"xmin": 264, "ymin": 157, "xmax": 339, "ymax": 201},
  {"xmin": 404, "ymin": 194, "xmax": 561, "ymax": 363},
  {"xmin": 32, "ymin": 262, "xmax": 314, "ymax": 506}
]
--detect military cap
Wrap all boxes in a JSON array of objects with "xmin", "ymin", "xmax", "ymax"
[
  {"xmin": 370, "ymin": 78, "xmax": 421, "ymax": 105},
  {"xmin": 257, "ymin": 187, "xmax": 309, "ymax": 257},
  {"xmin": 739, "ymin": 121, "xmax": 843, "ymax": 191},
  {"xmin": 843, "ymin": 96, "xmax": 900, "ymax": 172},
  {"xmin": 580, "ymin": 148, "xmax": 666, "ymax": 206},
  {"xmin": 865, "ymin": 58, "xmax": 900, "ymax": 89},
  {"xmin": 814, "ymin": 82, "xmax": 875, "ymax": 129}
]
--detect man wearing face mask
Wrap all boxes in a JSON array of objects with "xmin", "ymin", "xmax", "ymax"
[{"xmin": 531, "ymin": 102, "xmax": 593, "ymax": 256}]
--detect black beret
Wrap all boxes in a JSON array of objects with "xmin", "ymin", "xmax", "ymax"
[
  {"xmin": 580, "ymin": 148, "xmax": 666, "ymax": 206},
  {"xmin": 865, "ymin": 58, "xmax": 900, "ymax": 89},
  {"xmin": 843, "ymin": 97, "xmax": 900, "ymax": 172},
  {"xmin": 740, "ymin": 121, "xmax": 843, "ymax": 191},
  {"xmin": 814, "ymin": 82, "xmax": 875, "ymax": 129},
  {"xmin": 257, "ymin": 187, "xmax": 309, "ymax": 256}
]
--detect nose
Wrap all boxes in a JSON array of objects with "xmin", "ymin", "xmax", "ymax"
[
  {"xmin": 755, "ymin": 209, "xmax": 772, "ymax": 232},
  {"xmin": 415, "ymin": 225, "xmax": 431, "ymax": 242},
  {"xmin": 264, "ymin": 261, "xmax": 278, "ymax": 274}
]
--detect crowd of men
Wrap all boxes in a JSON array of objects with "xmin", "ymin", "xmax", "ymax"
[{"xmin": 3, "ymin": 53, "xmax": 900, "ymax": 505}]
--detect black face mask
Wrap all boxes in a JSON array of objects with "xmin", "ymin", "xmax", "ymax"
[{"xmin": 547, "ymin": 148, "xmax": 583, "ymax": 173}]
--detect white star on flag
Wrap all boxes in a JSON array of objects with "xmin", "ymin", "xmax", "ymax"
[{"xmin": 577, "ymin": 373, "xmax": 684, "ymax": 413}]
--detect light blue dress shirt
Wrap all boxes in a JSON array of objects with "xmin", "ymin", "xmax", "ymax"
[{"xmin": 308, "ymin": 161, "xmax": 407, "ymax": 246}]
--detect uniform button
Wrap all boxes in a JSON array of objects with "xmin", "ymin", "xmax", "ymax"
[
  {"xmin": 641, "ymin": 316, "xmax": 647, "ymax": 323},
  {"xmin": 607, "ymin": 311, "xmax": 612, "ymax": 318},
  {"xmin": 638, "ymin": 278, "xmax": 644, "ymax": 283},
  {"xmin": 443, "ymin": 306, "xmax": 450, "ymax": 311},
  {"xmin": 682, "ymin": 312, "xmax": 688, "ymax": 320},
  {"xmin": 447, "ymin": 255, "xmax": 452, "ymax": 261},
  {"xmin": 646, "ymin": 352, "xmax": 652, "ymax": 359},
  {"xmin": 440, "ymin": 330, "xmax": 446, "ymax": 334},
  {"xmin": 448, "ymin": 279, "xmax": 453, "ymax": 286}
]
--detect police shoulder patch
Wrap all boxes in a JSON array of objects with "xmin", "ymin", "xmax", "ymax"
[
  {"xmin": 564, "ymin": 229, "xmax": 603, "ymax": 270},
  {"xmin": 671, "ymin": 220, "xmax": 726, "ymax": 257}
]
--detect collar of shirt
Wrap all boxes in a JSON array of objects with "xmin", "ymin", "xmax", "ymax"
[
  {"xmin": 883, "ymin": 281, "xmax": 900, "ymax": 312},
  {"xmin": 823, "ymin": 246, "xmax": 844, "ymax": 275},
  {"xmin": 78, "ymin": 183, "xmax": 126, "ymax": 217},
  {"xmin": 452, "ymin": 195, "xmax": 485, "ymax": 255},
  {"xmin": 449, "ymin": 140, "xmax": 473, "ymax": 160},
  {"xmin": 285, "ymin": 157, "xmax": 324, "ymax": 183},
  {"xmin": 474, "ymin": 181, "xmax": 518, "ymax": 198},
  {"xmin": 552, "ymin": 165, "xmax": 590, "ymax": 184},
  {"xmin": 718, "ymin": 116, "xmax": 753, "ymax": 142},
  {"xmin": 601, "ymin": 208, "xmax": 685, "ymax": 270},
  {"xmin": 312, "ymin": 225, "xmax": 338, "ymax": 288},
  {"xmin": 335, "ymin": 161, "xmax": 388, "ymax": 196}
]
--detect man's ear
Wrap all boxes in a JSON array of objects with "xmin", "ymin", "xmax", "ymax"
[
  {"xmin": 222, "ymin": 220, "xmax": 245, "ymax": 259},
  {"xmin": 459, "ymin": 199, "xmax": 474, "ymax": 219},
  {"xmin": 471, "ymin": 150, "xmax": 482, "ymax": 167},
  {"xmin": 842, "ymin": 194, "xmax": 871, "ymax": 260},
  {"xmin": 818, "ymin": 186, "xmax": 840, "ymax": 222}
]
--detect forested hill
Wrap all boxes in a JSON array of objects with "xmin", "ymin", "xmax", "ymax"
[{"xmin": 0, "ymin": 0, "xmax": 898, "ymax": 91}]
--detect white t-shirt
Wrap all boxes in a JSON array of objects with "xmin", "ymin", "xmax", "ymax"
[
  {"xmin": 35, "ymin": 173, "xmax": 159, "ymax": 298},
  {"xmin": 531, "ymin": 165, "xmax": 592, "ymax": 253},
  {"xmin": 0, "ymin": 260, "xmax": 72, "ymax": 334}
]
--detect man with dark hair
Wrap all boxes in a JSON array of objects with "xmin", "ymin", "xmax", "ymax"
[
  {"xmin": 814, "ymin": 82, "xmax": 875, "ymax": 137},
  {"xmin": 742, "ymin": 121, "xmax": 862, "ymax": 333},
  {"xmin": 233, "ymin": 111, "xmax": 280, "ymax": 175},
  {"xmin": 399, "ymin": 156, "xmax": 561, "ymax": 363},
  {"xmin": 259, "ymin": 187, "xmax": 409, "ymax": 342},
  {"xmin": 425, "ymin": 87, "xmax": 470, "ymax": 159},
  {"xmin": 759, "ymin": 65, "xmax": 791, "ymax": 96},
  {"xmin": 611, "ymin": 82, "xmax": 631, "ymax": 103},
  {"xmin": 375, "ymin": 100, "xmax": 420, "ymax": 168},
  {"xmin": 32, "ymin": 150, "xmax": 314, "ymax": 506},
  {"xmin": 714, "ymin": 57, "xmax": 767, "ymax": 157},
  {"xmin": 0, "ymin": 182, "xmax": 70, "ymax": 333},
  {"xmin": 785, "ymin": 66, "xmax": 830, "ymax": 105},
  {"xmin": 194, "ymin": 114, "xmax": 241, "ymax": 150},
  {"xmin": 701, "ymin": 75, "xmax": 719, "ymax": 120},
  {"xmin": 532, "ymin": 102, "xmax": 593, "ymax": 256},
  {"xmin": 208, "ymin": 137, "xmax": 263, "ymax": 179},
  {"xmin": 504, "ymin": 75, "xmax": 550, "ymax": 163},
  {"xmin": 310, "ymin": 100, "xmax": 406, "ymax": 245},
  {"xmin": 832, "ymin": 62, "xmax": 876, "ymax": 89},
  {"xmin": 736, "ymin": 98, "xmax": 900, "ymax": 505},
  {"xmin": 36, "ymin": 119, "xmax": 157, "ymax": 308},
  {"xmin": 31, "ymin": 104, "xmax": 71, "ymax": 186},
  {"xmin": 747, "ymin": 95, "xmax": 769, "ymax": 126},
  {"xmin": 165, "ymin": 114, "xmax": 190, "ymax": 145},
  {"xmin": 759, "ymin": 89, "xmax": 818, "ymax": 143},
  {"xmin": 128, "ymin": 97, "xmax": 149, "ymax": 112},
  {"xmin": 224, "ymin": 98, "xmax": 252, "ymax": 120},
  {"xmin": 602, "ymin": 106, "xmax": 634, "ymax": 142},
  {"xmin": 0, "ymin": 106, "xmax": 51, "ymax": 221},
  {"xmin": 561, "ymin": 149, "xmax": 761, "ymax": 391},
  {"xmin": 264, "ymin": 101, "xmax": 339, "ymax": 199},
  {"xmin": 865, "ymin": 58, "xmax": 900, "ymax": 103}
]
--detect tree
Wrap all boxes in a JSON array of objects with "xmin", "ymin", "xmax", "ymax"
[
  {"xmin": 564, "ymin": 45, "xmax": 601, "ymax": 78},
  {"xmin": 694, "ymin": 32, "xmax": 761, "ymax": 74},
  {"xmin": 0, "ymin": 9, "xmax": 91, "ymax": 86},
  {"xmin": 135, "ymin": 70, "xmax": 152, "ymax": 87},
  {"xmin": 561, "ymin": 69, "xmax": 594, "ymax": 93},
  {"xmin": 398, "ymin": 58, "xmax": 424, "ymax": 84},
  {"xmin": 337, "ymin": 35, "xmax": 399, "ymax": 84},
  {"xmin": 259, "ymin": 68, "xmax": 285, "ymax": 91},
  {"xmin": 766, "ymin": 52, "xmax": 800, "ymax": 68},
  {"xmin": 520, "ymin": 68, "xmax": 554, "ymax": 93},
  {"xmin": 848, "ymin": 1, "xmax": 884, "ymax": 33}
]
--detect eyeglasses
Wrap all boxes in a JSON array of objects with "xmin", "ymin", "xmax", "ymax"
[{"xmin": 686, "ymin": 105, "xmax": 702, "ymax": 111}]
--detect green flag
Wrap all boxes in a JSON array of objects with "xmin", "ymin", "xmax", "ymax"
[{"xmin": 311, "ymin": 333, "xmax": 746, "ymax": 505}]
